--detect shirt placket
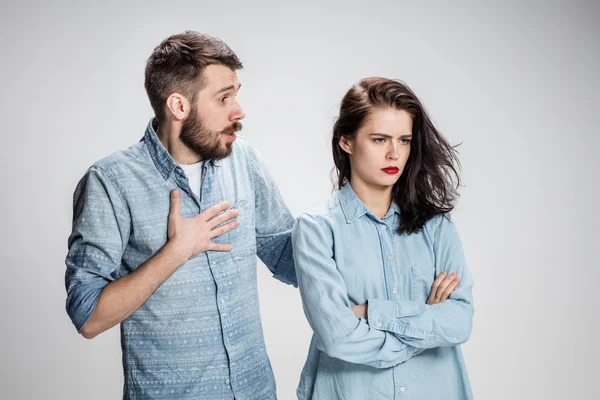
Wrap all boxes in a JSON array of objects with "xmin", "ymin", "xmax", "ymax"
[
  {"xmin": 198, "ymin": 164, "xmax": 236, "ymax": 396},
  {"xmin": 377, "ymin": 214, "xmax": 411, "ymax": 398},
  {"xmin": 373, "ymin": 217, "xmax": 400, "ymax": 398}
]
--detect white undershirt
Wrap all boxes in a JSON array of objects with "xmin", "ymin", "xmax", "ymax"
[{"xmin": 178, "ymin": 161, "xmax": 204, "ymax": 199}]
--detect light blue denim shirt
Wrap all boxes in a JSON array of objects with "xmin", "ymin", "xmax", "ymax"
[
  {"xmin": 65, "ymin": 119, "xmax": 296, "ymax": 400},
  {"xmin": 292, "ymin": 184, "xmax": 474, "ymax": 400}
]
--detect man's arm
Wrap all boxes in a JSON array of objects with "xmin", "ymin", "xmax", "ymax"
[
  {"xmin": 79, "ymin": 240, "xmax": 186, "ymax": 339},
  {"xmin": 65, "ymin": 168, "xmax": 238, "ymax": 339},
  {"xmin": 248, "ymin": 143, "xmax": 297, "ymax": 287}
]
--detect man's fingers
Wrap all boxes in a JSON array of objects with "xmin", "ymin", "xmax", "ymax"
[
  {"xmin": 208, "ymin": 242, "xmax": 233, "ymax": 252},
  {"xmin": 208, "ymin": 208, "xmax": 239, "ymax": 229},
  {"xmin": 440, "ymin": 278, "xmax": 460, "ymax": 302},
  {"xmin": 209, "ymin": 219, "xmax": 240, "ymax": 238},
  {"xmin": 200, "ymin": 201, "xmax": 231, "ymax": 222},
  {"xmin": 169, "ymin": 190, "xmax": 181, "ymax": 218}
]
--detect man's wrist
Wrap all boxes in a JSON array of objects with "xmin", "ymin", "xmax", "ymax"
[{"xmin": 162, "ymin": 240, "xmax": 190, "ymax": 266}]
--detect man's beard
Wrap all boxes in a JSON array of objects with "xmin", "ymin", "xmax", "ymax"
[{"xmin": 179, "ymin": 108, "xmax": 243, "ymax": 161}]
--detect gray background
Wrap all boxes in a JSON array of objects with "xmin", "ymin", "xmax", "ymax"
[{"xmin": 1, "ymin": 0, "xmax": 598, "ymax": 399}]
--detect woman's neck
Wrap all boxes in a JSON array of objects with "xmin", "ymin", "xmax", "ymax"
[{"xmin": 349, "ymin": 177, "xmax": 393, "ymax": 220}]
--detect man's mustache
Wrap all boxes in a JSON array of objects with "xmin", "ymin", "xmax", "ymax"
[{"xmin": 221, "ymin": 122, "xmax": 243, "ymax": 135}]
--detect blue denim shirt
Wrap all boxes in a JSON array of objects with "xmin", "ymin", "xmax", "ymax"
[
  {"xmin": 292, "ymin": 184, "xmax": 474, "ymax": 400},
  {"xmin": 65, "ymin": 119, "xmax": 297, "ymax": 399}
]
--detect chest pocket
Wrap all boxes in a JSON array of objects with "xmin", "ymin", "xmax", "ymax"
[
  {"xmin": 228, "ymin": 199, "xmax": 256, "ymax": 260},
  {"xmin": 410, "ymin": 264, "xmax": 435, "ymax": 303}
]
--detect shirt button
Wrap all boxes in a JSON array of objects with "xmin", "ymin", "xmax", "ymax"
[
  {"xmin": 382, "ymin": 225, "xmax": 387, "ymax": 230},
  {"xmin": 376, "ymin": 321, "xmax": 382, "ymax": 327},
  {"xmin": 221, "ymin": 299, "xmax": 226, "ymax": 304},
  {"xmin": 392, "ymin": 288, "xmax": 397, "ymax": 294},
  {"xmin": 225, "ymin": 378, "xmax": 230, "ymax": 385},
  {"xmin": 400, "ymin": 387, "xmax": 406, "ymax": 392},
  {"xmin": 387, "ymin": 255, "xmax": 393, "ymax": 261}
]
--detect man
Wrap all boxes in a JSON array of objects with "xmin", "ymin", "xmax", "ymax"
[{"xmin": 65, "ymin": 31, "xmax": 296, "ymax": 399}]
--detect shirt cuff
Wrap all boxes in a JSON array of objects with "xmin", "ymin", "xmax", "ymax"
[
  {"xmin": 367, "ymin": 298, "xmax": 435, "ymax": 340},
  {"xmin": 367, "ymin": 298, "xmax": 398, "ymax": 331},
  {"xmin": 273, "ymin": 254, "xmax": 298, "ymax": 287}
]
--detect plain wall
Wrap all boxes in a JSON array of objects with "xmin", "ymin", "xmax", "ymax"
[{"xmin": 1, "ymin": 0, "xmax": 598, "ymax": 398}]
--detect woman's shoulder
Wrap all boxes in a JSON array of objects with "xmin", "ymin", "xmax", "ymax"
[
  {"xmin": 295, "ymin": 192, "xmax": 345, "ymax": 229},
  {"xmin": 422, "ymin": 213, "xmax": 461, "ymax": 243}
]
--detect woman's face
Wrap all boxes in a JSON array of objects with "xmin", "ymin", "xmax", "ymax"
[{"xmin": 340, "ymin": 107, "xmax": 413, "ymax": 191}]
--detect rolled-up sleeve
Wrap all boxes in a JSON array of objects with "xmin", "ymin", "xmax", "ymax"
[{"xmin": 65, "ymin": 166, "xmax": 130, "ymax": 332}]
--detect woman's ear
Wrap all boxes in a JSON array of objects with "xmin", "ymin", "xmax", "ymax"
[{"xmin": 339, "ymin": 136, "xmax": 353, "ymax": 155}]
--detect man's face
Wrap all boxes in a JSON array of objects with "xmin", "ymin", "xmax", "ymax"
[{"xmin": 180, "ymin": 64, "xmax": 245, "ymax": 161}]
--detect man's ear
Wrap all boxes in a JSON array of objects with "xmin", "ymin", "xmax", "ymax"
[{"xmin": 165, "ymin": 92, "xmax": 191, "ymax": 121}]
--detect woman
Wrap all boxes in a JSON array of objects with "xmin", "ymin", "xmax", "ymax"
[{"xmin": 292, "ymin": 77, "xmax": 474, "ymax": 399}]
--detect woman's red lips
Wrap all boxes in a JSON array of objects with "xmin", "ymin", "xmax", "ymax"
[{"xmin": 381, "ymin": 167, "xmax": 399, "ymax": 174}]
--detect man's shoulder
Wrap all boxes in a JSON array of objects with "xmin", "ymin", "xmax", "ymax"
[{"xmin": 90, "ymin": 141, "xmax": 148, "ymax": 177}]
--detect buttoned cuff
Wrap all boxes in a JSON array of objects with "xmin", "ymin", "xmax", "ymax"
[
  {"xmin": 367, "ymin": 299, "xmax": 435, "ymax": 340},
  {"xmin": 367, "ymin": 298, "xmax": 398, "ymax": 331}
]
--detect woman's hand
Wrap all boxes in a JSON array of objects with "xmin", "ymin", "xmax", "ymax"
[{"xmin": 427, "ymin": 271, "xmax": 460, "ymax": 305}]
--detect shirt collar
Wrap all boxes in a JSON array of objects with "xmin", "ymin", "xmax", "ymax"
[
  {"xmin": 143, "ymin": 118, "xmax": 221, "ymax": 181},
  {"xmin": 337, "ymin": 183, "xmax": 400, "ymax": 223}
]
